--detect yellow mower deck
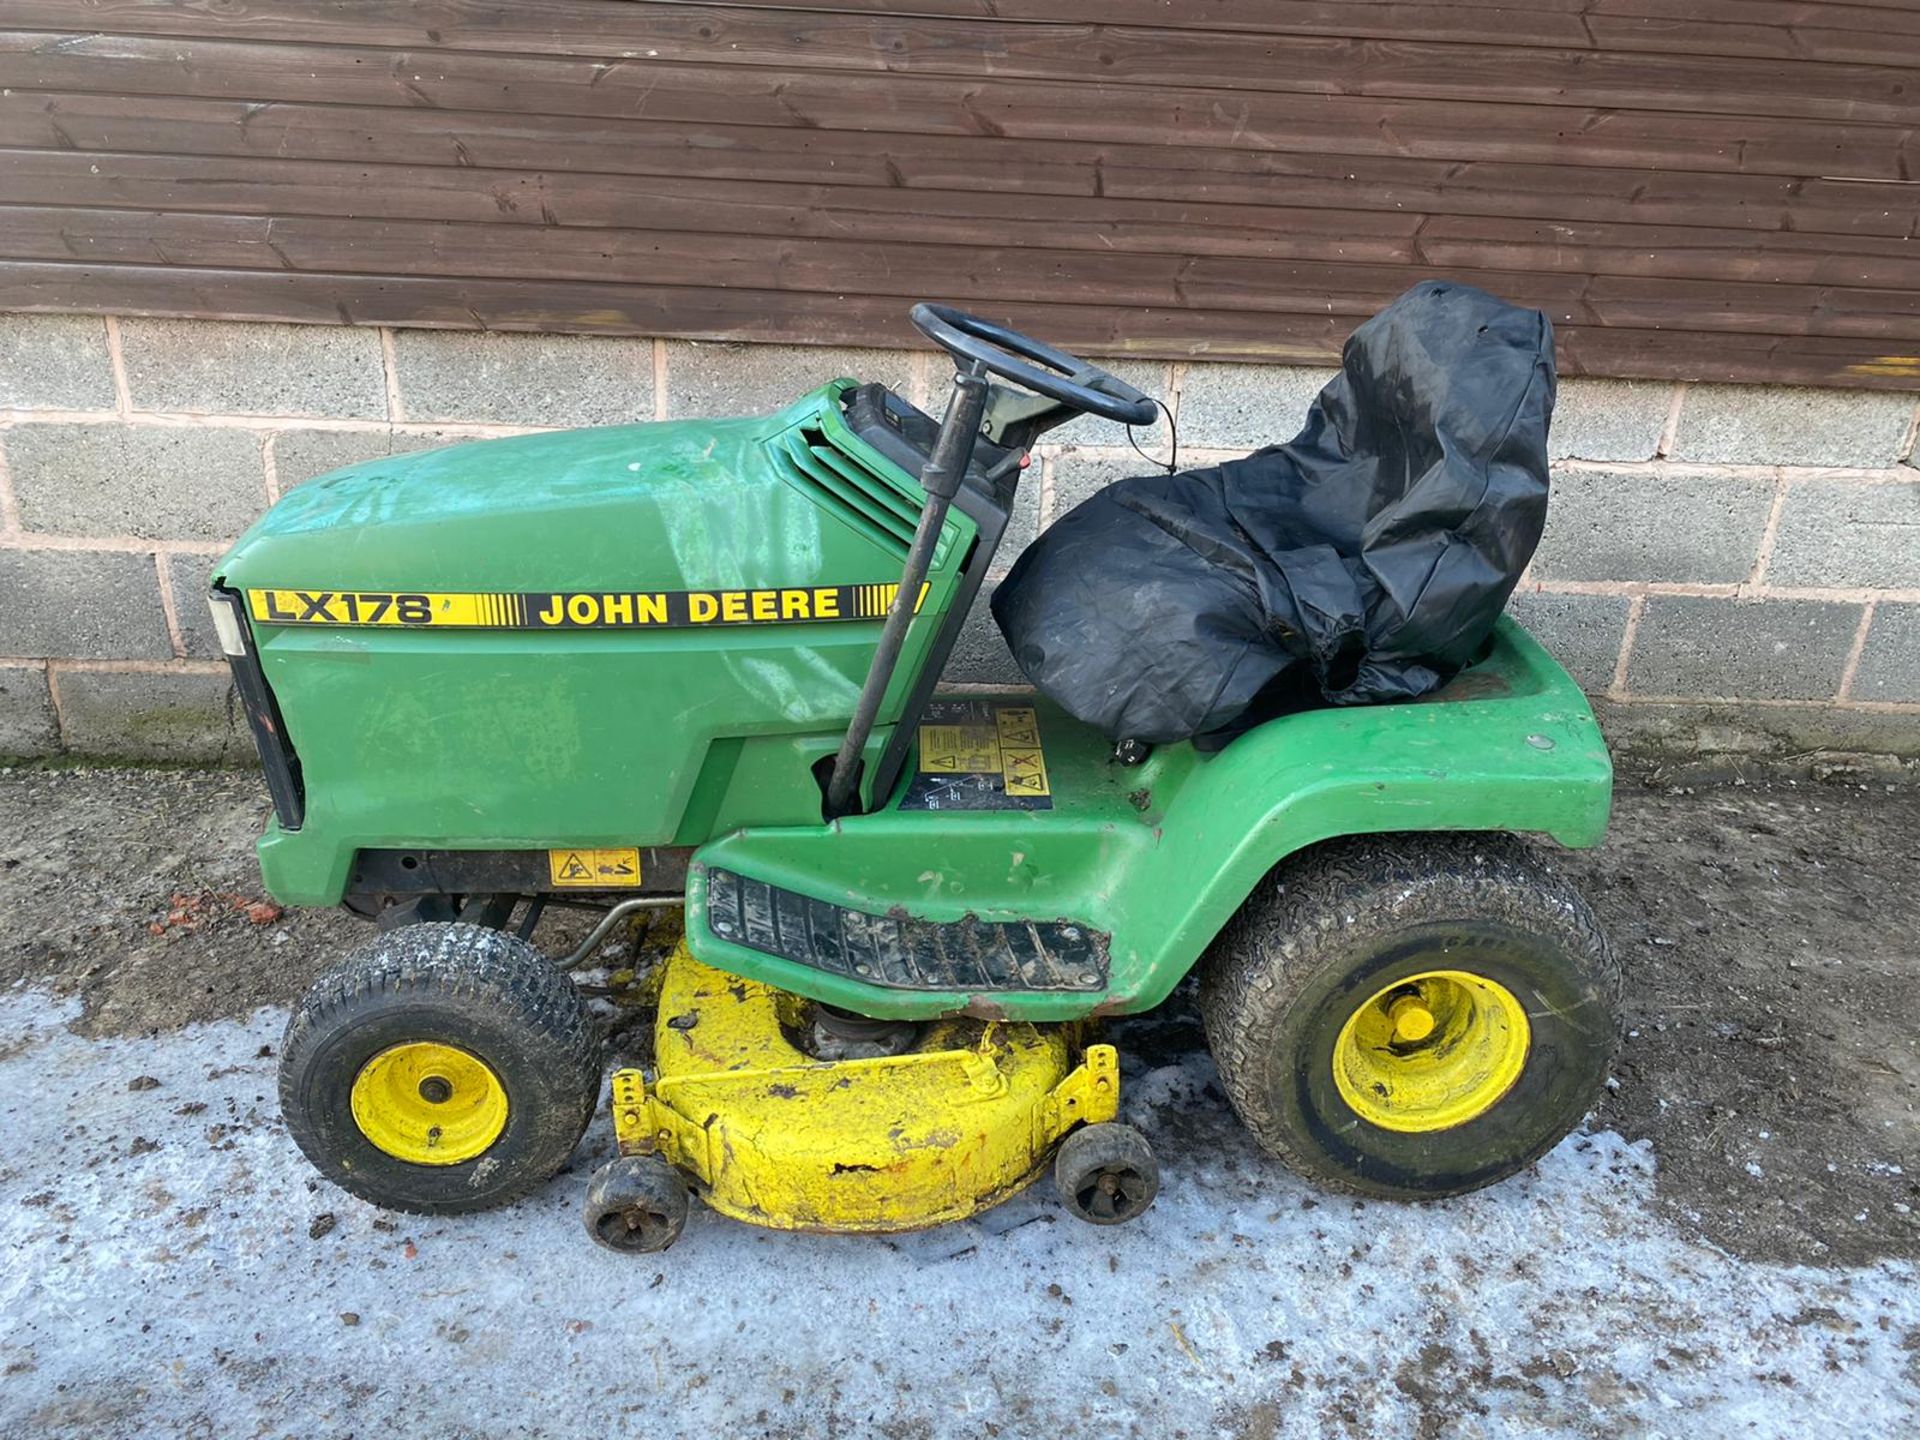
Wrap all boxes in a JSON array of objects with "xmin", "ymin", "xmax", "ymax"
[{"xmin": 608, "ymin": 947, "xmax": 1120, "ymax": 1232}]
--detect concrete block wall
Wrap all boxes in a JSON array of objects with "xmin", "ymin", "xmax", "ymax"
[{"xmin": 2, "ymin": 313, "xmax": 1917, "ymax": 763}]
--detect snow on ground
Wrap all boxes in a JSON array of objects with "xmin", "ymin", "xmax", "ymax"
[{"xmin": 2, "ymin": 986, "xmax": 1914, "ymax": 1439}]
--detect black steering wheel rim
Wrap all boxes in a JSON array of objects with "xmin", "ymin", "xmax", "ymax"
[{"xmin": 910, "ymin": 302, "xmax": 1158, "ymax": 427}]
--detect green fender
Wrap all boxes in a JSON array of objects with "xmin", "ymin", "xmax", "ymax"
[
  {"xmin": 1099, "ymin": 630, "xmax": 1611, "ymax": 1013},
  {"xmin": 685, "ymin": 618, "xmax": 1613, "ymax": 1020}
]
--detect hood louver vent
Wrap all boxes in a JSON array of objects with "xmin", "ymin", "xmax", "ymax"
[{"xmin": 772, "ymin": 427, "xmax": 954, "ymax": 564}]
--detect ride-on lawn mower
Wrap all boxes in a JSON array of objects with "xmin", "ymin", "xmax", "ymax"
[{"xmin": 210, "ymin": 297, "xmax": 1616, "ymax": 1252}]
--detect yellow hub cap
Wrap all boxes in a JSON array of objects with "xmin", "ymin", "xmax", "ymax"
[
  {"xmin": 350, "ymin": 1041, "xmax": 509, "ymax": 1165},
  {"xmin": 1331, "ymin": 970, "xmax": 1531, "ymax": 1133}
]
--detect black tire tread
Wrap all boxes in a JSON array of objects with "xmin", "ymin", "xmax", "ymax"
[
  {"xmin": 1198, "ymin": 832, "xmax": 1619, "ymax": 1198},
  {"xmin": 280, "ymin": 923, "xmax": 601, "ymax": 1215}
]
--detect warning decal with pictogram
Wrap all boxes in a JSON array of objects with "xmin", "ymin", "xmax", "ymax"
[
  {"xmin": 547, "ymin": 847, "xmax": 643, "ymax": 888},
  {"xmin": 901, "ymin": 702, "xmax": 1051, "ymax": 812}
]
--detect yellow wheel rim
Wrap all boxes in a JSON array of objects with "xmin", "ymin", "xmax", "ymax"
[
  {"xmin": 350, "ymin": 1041, "xmax": 509, "ymax": 1165},
  {"xmin": 1331, "ymin": 970, "xmax": 1530, "ymax": 1134}
]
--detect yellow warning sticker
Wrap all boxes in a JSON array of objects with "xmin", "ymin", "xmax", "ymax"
[
  {"xmin": 918, "ymin": 722, "xmax": 1002, "ymax": 775},
  {"xmin": 996, "ymin": 707, "xmax": 1050, "ymax": 797},
  {"xmin": 912, "ymin": 705, "xmax": 1050, "ymax": 797},
  {"xmin": 547, "ymin": 847, "xmax": 642, "ymax": 889},
  {"xmin": 905, "ymin": 701, "xmax": 1051, "ymax": 810}
]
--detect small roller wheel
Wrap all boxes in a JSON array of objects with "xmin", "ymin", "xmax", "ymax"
[
  {"xmin": 1055, "ymin": 1122, "xmax": 1159, "ymax": 1225},
  {"xmin": 584, "ymin": 1154, "xmax": 688, "ymax": 1253},
  {"xmin": 280, "ymin": 923, "xmax": 600, "ymax": 1215}
]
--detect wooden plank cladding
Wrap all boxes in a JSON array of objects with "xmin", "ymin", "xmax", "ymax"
[{"xmin": 0, "ymin": 2, "xmax": 1916, "ymax": 389}]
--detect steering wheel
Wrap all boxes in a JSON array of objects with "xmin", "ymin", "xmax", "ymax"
[{"xmin": 911, "ymin": 303, "xmax": 1158, "ymax": 427}]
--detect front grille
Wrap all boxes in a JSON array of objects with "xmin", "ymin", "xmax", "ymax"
[{"xmin": 706, "ymin": 868, "xmax": 1110, "ymax": 993}]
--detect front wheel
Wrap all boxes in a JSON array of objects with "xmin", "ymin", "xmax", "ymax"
[
  {"xmin": 280, "ymin": 923, "xmax": 601, "ymax": 1215},
  {"xmin": 1199, "ymin": 834, "xmax": 1618, "ymax": 1200}
]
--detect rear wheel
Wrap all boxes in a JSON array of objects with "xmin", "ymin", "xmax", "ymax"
[
  {"xmin": 1199, "ymin": 834, "xmax": 1618, "ymax": 1199},
  {"xmin": 280, "ymin": 923, "xmax": 600, "ymax": 1214}
]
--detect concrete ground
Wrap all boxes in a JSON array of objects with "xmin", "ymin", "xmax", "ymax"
[{"xmin": 0, "ymin": 764, "xmax": 1916, "ymax": 1438}]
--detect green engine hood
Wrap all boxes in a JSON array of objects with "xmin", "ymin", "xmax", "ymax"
[
  {"xmin": 216, "ymin": 383, "xmax": 980, "ymax": 904},
  {"xmin": 226, "ymin": 404, "xmax": 828, "ymax": 594}
]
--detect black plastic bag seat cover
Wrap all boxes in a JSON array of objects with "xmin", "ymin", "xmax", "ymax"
[{"xmin": 991, "ymin": 281, "xmax": 1556, "ymax": 744}]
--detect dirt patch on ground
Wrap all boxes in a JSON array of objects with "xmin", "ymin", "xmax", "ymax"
[
  {"xmin": 1564, "ymin": 774, "xmax": 1920, "ymax": 1269},
  {"xmin": 0, "ymin": 766, "xmax": 362, "ymax": 1037},
  {"xmin": 2, "ymin": 761, "xmax": 1914, "ymax": 1273}
]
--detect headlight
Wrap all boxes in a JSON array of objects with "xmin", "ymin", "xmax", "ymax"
[{"xmin": 206, "ymin": 589, "xmax": 249, "ymax": 657}]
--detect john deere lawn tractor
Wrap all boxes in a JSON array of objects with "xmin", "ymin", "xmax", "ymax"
[{"xmin": 211, "ymin": 287, "xmax": 1617, "ymax": 1251}]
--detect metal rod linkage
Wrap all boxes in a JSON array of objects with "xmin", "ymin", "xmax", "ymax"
[
  {"xmin": 824, "ymin": 365, "xmax": 990, "ymax": 816},
  {"xmin": 559, "ymin": 896, "xmax": 683, "ymax": 969}
]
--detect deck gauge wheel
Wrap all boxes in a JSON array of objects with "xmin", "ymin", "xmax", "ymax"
[
  {"xmin": 1055, "ymin": 1122, "xmax": 1160, "ymax": 1225},
  {"xmin": 583, "ymin": 1154, "xmax": 690, "ymax": 1253}
]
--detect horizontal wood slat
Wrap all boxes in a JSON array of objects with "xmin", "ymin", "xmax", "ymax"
[
  {"xmin": 0, "ymin": 2, "xmax": 1914, "ymax": 390},
  {"xmin": 4, "ymin": 259, "xmax": 1915, "ymax": 390},
  {"xmin": 6, "ymin": 204, "xmax": 1916, "ymax": 343},
  {"xmin": 18, "ymin": 0, "xmax": 1920, "ymax": 69},
  {"xmin": 6, "ymin": 34, "xmax": 1916, "ymax": 184},
  {"xmin": 1, "ymin": 13, "xmax": 1911, "ymax": 127},
  {"xmin": 8, "ymin": 95, "xmax": 1914, "ymax": 243},
  {"xmin": 6, "ymin": 152, "xmax": 1915, "ymax": 291},
  {"xmin": 5, "ymin": 3, "xmax": 1915, "ymax": 121},
  {"xmin": 643, "ymin": 0, "xmax": 1920, "ymax": 68}
]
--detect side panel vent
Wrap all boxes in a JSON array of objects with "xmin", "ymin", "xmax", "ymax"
[{"xmin": 772, "ymin": 427, "xmax": 953, "ymax": 564}]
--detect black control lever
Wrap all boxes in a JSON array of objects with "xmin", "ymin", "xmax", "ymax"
[{"xmin": 824, "ymin": 362, "xmax": 991, "ymax": 816}]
